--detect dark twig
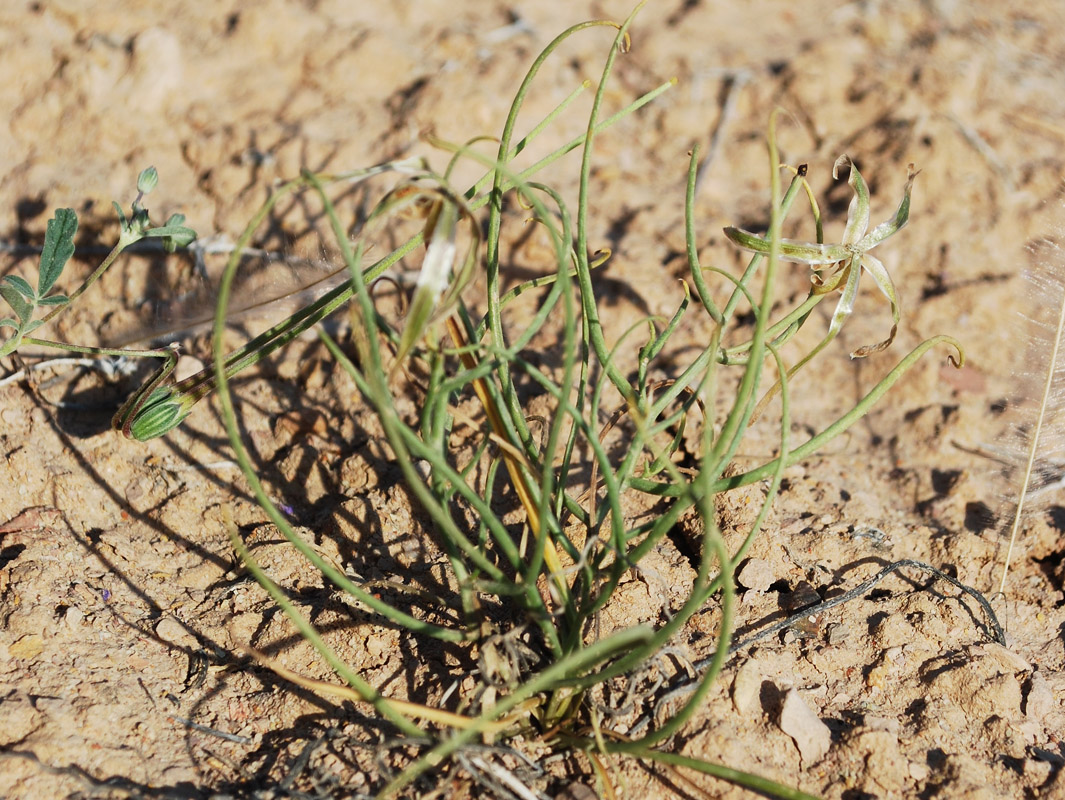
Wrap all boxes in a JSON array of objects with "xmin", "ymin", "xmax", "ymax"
[
  {"xmin": 715, "ymin": 558, "xmax": 1005, "ymax": 662},
  {"xmin": 628, "ymin": 559, "xmax": 1005, "ymax": 737},
  {"xmin": 166, "ymin": 713, "xmax": 253, "ymax": 745}
]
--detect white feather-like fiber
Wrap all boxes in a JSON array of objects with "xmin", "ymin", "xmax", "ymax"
[{"xmin": 998, "ymin": 234, "xmax": 1065, "ymax": 592}]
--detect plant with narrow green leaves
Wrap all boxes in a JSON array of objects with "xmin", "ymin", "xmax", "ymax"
[
  {"xmin": 18, "ymin": 6, "xmax": 966, "ymax": 799},
  {"xmin": 161, "ymin": 8, "xmax": 960, "ymax": 799}
]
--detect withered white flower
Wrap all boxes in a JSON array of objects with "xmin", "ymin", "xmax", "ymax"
[{"xmin": 725, "ymin": 155, "xmax": 917, "ymax": 359}]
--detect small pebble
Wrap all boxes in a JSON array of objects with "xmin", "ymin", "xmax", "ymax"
[
  {"xmin": 979, "ymin": 642, "xmax": 1031, "ymax": 673},
  {"xmin": 778, "ymin": 688, "xmax": 831, "ymax": 764},
  {"xmin": 732, "ymin": 660, "xmax": 762, "ymax": 714},
  {"xmin": 64, "ymin": 606, "xmax": 84, "ymax": 631},
  {"xmin": 909, "ymin": 761, "xmax": 930, "ymax": 781},
  {"xmin": 736, "ymin": 558, "xmax": 774, "ymax": 592},
  {"xmin": 155, "ymin": 616, "xmax": 197, "ymax": 649},
  {"xmin": 1025, "ymin": 671, "xmax": 1054, "ymax": 721},
  {"xmin": 826, "ymin": 622, "xmax": 849, "ymax": 646},
  {"xmin": 556, "ymin": 784, "xmax": 598, "ymax": 800}
]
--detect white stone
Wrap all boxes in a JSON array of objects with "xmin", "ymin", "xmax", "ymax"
[{"xmin": 778, "ymin": 688, "xmax": 831, "ymax": 765}]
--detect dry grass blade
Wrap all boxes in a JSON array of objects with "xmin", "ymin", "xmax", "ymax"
[
  {"xmin": 998, "ymin": 232, "xmax": 1065, "ymax": 593},
  {"xmin": 239, "ymin": 644, "xmax": 519, "ymax": 737}
]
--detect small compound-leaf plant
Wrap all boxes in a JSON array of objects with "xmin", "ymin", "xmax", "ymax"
[
  {"xmin": 0, "ymin": 166, "xmax": 196, "ymax": 367},
  {"xmin": 0, "ymin": 207, "xmax": 76, "ymax": 356}
]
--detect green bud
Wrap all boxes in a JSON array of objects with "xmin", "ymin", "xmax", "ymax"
[
  {"xmin": 137, "ymin": 166, "xmax": 159, "ymax": 194},
  {"xmin": 115, "ymin": 385, "xmax": 193, "ymax": 441}
]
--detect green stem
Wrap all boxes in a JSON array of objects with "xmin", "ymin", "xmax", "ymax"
[
  {"xmin": 379, "ymin": 625, "xmax": 654, "ymax": 798},
  {"xmin": 229, "ymin": 523, "xmax": 426, "ymax": 738},
  {"xmin": 584, "ymin": 741, "xmax": 821, "ymax": 800},
  {"xmin": 40, "ymin": 241, "xmax": 126, "ymax": 325},
  {"xmin": 625, "ymin": 335, "xmax": 965, "ymax": 497}
]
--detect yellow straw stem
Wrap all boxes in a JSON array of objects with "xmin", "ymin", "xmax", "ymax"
[
  {"xmin": 241, "ymin": 645, "xmax": 513, "ymax": 736},
  {"xmin": 445, "ymin": 316, "xmax": 570, "ymax": 606}
]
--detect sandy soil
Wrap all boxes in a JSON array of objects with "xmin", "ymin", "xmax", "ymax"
[{"xmin": 1, "ymin": 1, "xmax": 1064, "ymax": 798}]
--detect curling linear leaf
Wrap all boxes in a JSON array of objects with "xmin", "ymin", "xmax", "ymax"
[
  {"xmin": 722, "ymin": 227, "xmax": 849, "ymax": 265},
  {"xmin": 838, "ymin": 154, "xmax": 871, "ymax": 245},
  {"xmin": 852, "ymin": 253, "xmax": 899, "ymax": 357}
]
